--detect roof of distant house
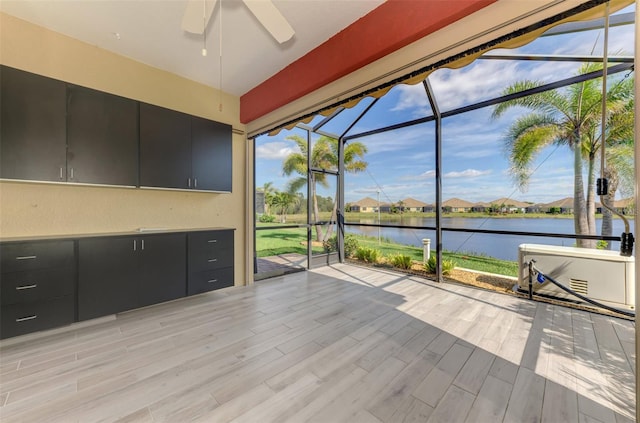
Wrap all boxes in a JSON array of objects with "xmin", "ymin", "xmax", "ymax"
[
  {"xmin": 488, "ymin": 198, "xmax": 530, "ymax": 208},
  {"xmin": 351, "ymin": 197, "xmax": 379, "ymax": 207},
  {"xmin": 541, "ymin": 197, "xmax": 574, "ymax": 208},
  {"xmin": 613, "ymin": 198, "xmax": 634, "ymax": 208},
  {"xmin": 401, "ymin": 197, "xmax": 429, "ymax": 208},
  {"xmin": 443, "ymin": 198, "xmax": 476, "ymax": 208}
]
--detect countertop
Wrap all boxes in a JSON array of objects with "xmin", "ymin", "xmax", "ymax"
[{"xmin": 0, "ymin": 227, "xmax": 236, "ymax": 243}]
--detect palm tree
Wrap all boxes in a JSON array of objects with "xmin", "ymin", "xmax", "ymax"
[
  {"xmin": 600, "ymin": 79, "xmax": 634, "ymax": 245},
  {"xmin": 272, "ymin": 191, "xmax": 299, "ymax": 223},
  {"xmin": 282, "ymin": 135, "xmax": 367, "ymax": 242},
  {"xmin": 258, "ymin": 181, "xmax": 276, "ymax": 215},
  {"xmin": 492, "ymin": 63, "xmax": 633, "ymax": 248}
]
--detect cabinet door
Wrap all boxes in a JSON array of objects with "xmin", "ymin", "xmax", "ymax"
[
  {"xmin": 0, "ymin": 66, "xmax": 67, "ymax": 182},
  {"xmin": 191, "ymin": 116, "xmax": 232, "ymax": 191},
  {"xmin": 78, "ymin": 237, "xmax": 139, "ymax": 321},
  {"xmin": 188, "ymin": 230, "xmax": 234, "ymax": 273},
  {"xmin": 1, "ymin": 296, "xmax": 75, "ymax": 339},
  {"xmin": 138, "ymin": 233, "xmax": 186, "ymax": 307},
  {"xmin": 67, "ymin": 85, "xmax": 138, "ymax": 186},
  {"xmin": 139, "ymin": 103, "xmax": 191, "ymax": 189}
]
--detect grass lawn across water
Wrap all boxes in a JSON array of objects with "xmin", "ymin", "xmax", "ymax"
[{"xmin": 256, "ymin": 225, "xmax": 518, "ymax": 277}]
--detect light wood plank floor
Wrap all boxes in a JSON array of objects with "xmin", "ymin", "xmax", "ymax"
[{"xmin": 0, "ymin": 263, "xmax": 635, "ymax": 422}]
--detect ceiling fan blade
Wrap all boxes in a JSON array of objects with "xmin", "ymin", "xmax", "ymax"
[
  {"xmin": 182, "ymin": 0, "xmax": 218, "ymax": 34},
  {"xmin": 243, "ymin": 0, "xmax": 294, "ymax": 44}
]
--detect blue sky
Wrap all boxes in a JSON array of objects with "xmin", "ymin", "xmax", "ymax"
[{"xmin": 256, "ymin": 6, "xmax": 635, "ymax": 206}]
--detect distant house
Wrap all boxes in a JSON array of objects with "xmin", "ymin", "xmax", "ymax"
[
  {"xmin": 598, "ymin": 198, "xmax": 636, "ymax": 215},
  {"xmin": 488, "ymin": 198, "xmax": 529, "ymax": 213},
  {"xmin": 614, "ymin": 198, "xmax": 635, "ymax": 214},
  {"xmin": 422, "ymin": 204, "xmax": 436, "ymax": 213},
  {"xmin": 526, "ymin": 203, "xmax": 543, "ymax": 214},
  {"xmin": 471, "ymin": 202, "xmax": 490, "ymax": 213},
  {"xmin": 400, "ymin": 197, "xmax": 429, "ymax": 212},
  {"xmin": 540, "ymin": 197, "xmax": 574, "ymax": 214},
  {"xmin": 350, "ymin": 197, "xmax": 379, "ymax": 213},
  {"xmin": 378, "ymin": 203, "xmax": 393, "ymax": 213},
  {"xmin": 442, "ymin": 198, "xmax": 475, "ymax": 213}
]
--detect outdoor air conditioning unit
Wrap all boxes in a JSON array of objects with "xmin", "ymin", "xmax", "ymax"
[{"xmin": 518, "ymin": 243, "xmax": 635, "ymax": 310}]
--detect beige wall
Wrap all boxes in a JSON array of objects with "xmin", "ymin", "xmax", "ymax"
[{"xmin": 0, "ymin": 13, "xmax": 248, "ymax": 286}]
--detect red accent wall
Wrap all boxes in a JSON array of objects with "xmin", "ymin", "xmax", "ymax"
[{"xmin": 240, "ymin": 0, "xmax": 496, "ymax": 124}]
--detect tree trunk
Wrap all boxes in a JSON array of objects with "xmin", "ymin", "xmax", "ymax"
[
  {"xmin": 323, "ymin": 192, "xmax": 339, "ymax": 242},
  {"xmin": 573, "ymin": 142, "xmax": 592, "ymax": 248},
  {"xmin": 311, "ymin": 177, "xmax": 323, "ymax": 242},
  {"xmin": 600, "ymin": 167, "xmax": 619, "ymax": 250},
  {"xmin": 585, "ymin": 154, "xmax": 597, "ymax": 246}
]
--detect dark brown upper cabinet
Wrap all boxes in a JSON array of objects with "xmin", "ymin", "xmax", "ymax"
[
  {"xmin": 139, "ymin": 103, "xmax": 192, "ymax": 190},
  {"xmin": 1, "ymin": 66, "xmax": 232, "ymax": 192},
  {"xmin": 140, "ymin": 103, "xmax": 232, "ymax": 192},
  {"xmin": 1, "ymin": 66, "xmax": 67, "ymax": 182},
  {"xmin": 67, "ymin": 85, "xmax": 138, "ymax": 186},
  {"xmin": 191, "ymin": 116, "xmax": 232, "ymax": 192}
]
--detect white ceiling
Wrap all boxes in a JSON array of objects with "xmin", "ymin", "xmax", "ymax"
[{"xmin": 0, "ymin": 0, "xmax": 384, "ymax": 96}]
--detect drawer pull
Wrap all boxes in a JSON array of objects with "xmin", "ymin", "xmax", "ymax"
[
  {"xmin": 207, "ymin": 279, "xmax": 218, "ymax": 283},
  {"xmin": 207, "ymin": 240, "xmax": 217, "ymax": 243},
  {"xmin": 16, "ymin": 256, "xmax": 37, "ymax": 260},
  {"xmin": 16, "ymin": 315, "xmax": 37, "ymax": 323},
  {"xmin": 16, "ymin": 284, "xmax": 37, "ymax": 290},
  {"xmin": 207, "ymin": 258, "xmax": 218, "ymax": 263}
]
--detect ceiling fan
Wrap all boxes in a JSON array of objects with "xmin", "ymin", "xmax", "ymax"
[{"xmin": 181, "ymin": 0, "xmax": 295, "ymax": 44}]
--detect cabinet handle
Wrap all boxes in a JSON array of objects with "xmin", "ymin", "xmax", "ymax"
[
  {"xmin": 141, "ymin": 239, "xmax": 145, "ymax": 250},
  {"xmin": 16, "ymin": 256, "xmax": 37, "ymax": 260},
  {"xmin": 133, "ymin": 239, "xmax": 137, "ymax": 251},
  {"xmin": 194, "ymin": 178, "xmax": 198, "ymax": 188},
  {"xmin": 207, "ymin": 258, "xmax": 217, "ymax": 263},
  {"xmin": 207, "ymin": 240, "xmax": 217, "ymax": 243},
  {"xmin": 16, "ymin": 284, "xmax": 37, "ymax": 290},
  {"xmin": 16, "ymin": 315, "xmax": 37, "ymax": 323},
  {"xmin": 70, "ymin": 167, "xmax": 74, "ymax": 180},
  {"xmin": 188, "ymin": 178, "xmax": 191, "ymax": 188},
  {"xmin": 207, "ymin": 279, "xmax": 218, "ymax": 283},
  {"xmin": 60, "ymin": 167, "xmax": 64, "ymax": 180}
]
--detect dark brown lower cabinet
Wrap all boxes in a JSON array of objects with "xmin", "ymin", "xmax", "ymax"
[
  {"xmin": 78, "ymin": 237, "xmax": 139, "ymax": 321},
  {"xmin": 138, "ymin": 233, "xmax": 187, "ymax": 307},
  {"xmin": 1, "ymin": 296, "xmax": 75, "ymax": 339},
  {"xmin": 1, "ymin": 228, "xmax": 233, "ymax": 338},
  {"xmin": 78, "ymin": 233, "xmax": 186, "ymax": 321},
  {"xmin": 0, "ymin": 239, "xmax": 76, "ymax": 339},
  {"xmin": 188, "ymin": 230, "xmax": 234, "ymax": 295}
]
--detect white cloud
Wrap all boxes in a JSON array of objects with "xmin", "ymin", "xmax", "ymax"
[
  {"xmin": 390, "ymin": 84, "xmax": 430, "ymax": 113},
  {"xmin": 361, "ymin": 125, "xmax": 434, "ymax": 155},
  {"xmin": 401, "ymin": 168, "xmax": 492, "ymax": 181},
  {"xmin": 398, "ymin": 169, "xmax": 435, "ymax": 181},
  {"xmin": 445, "ymin": 169, "xmax": 492, "ymax": 178},
  {"xmin": 255, "ymin": 141, "xmax": 295, "ymax": 160},
  {"xmin": 427, "ymin": 60, "xmax": 522, "ymax": 111}
]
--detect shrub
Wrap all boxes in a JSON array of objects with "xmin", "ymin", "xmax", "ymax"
[
  {"xmin": 344, "ymin": 234, "xmax": 359, "ymax": 257},
  {"xmin": 322, "ymin": 234, "xmax": 360, "ymax": 257},
  {"xmin": 355, "ymin": 247, "xmax": 380, "ymax": 263},
  {"xmin": 258, "ymin": 214, "xmax": 276, "ymax": 223},
  {"xmin": 390, "ymin": 254, "xmax": 413, "ymax": 270},
  {"xmin": 424, "ymin": 255, "xmax": 455, "ymax": 275},
  {"xmin": 323, "ymin": 235, "xmax": 338, "ymax": 253}
]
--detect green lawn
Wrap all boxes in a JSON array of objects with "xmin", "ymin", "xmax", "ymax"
[
  {"xmin": 256, "ymin": 226, "xmax": 518, "ymax": 277},
  {"xmin": 255, "ymin": 225, "xmax": 322, "ymax": 256}
]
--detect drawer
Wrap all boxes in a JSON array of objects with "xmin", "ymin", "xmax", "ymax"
[
  {"xmin": 1, "ymin": 241, "xmax": 75, "ymax": 273},
  {"xmin": 1, "ymin": 267, "xmax": 75, "ymax": 305},
  {"xmin": 188, "ymin": 231, "xmax": 234, "ymax": 273},
  {"xmin": 188, "ymin": 266, "xmax": 234, "ymax": 296},
  {"xmin": 1, "ymin": 295, "xmax": 75, "ymax": 339}
]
